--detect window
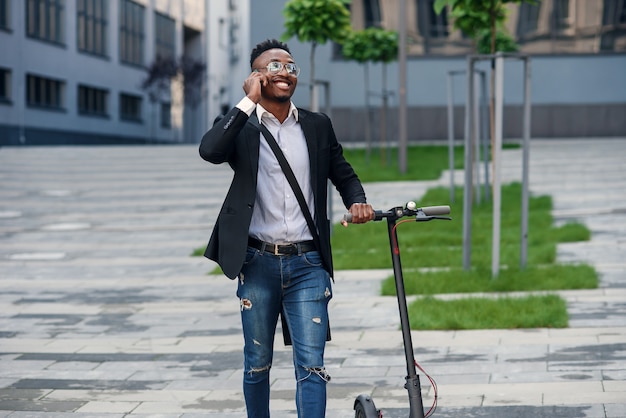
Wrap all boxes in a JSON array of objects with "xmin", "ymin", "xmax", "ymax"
[
  {"xmin": 417, "ymin": 0, "xmax": 449, "ymax": 38},
  {"xmin": 160, "ymin": 102, "xmax": 171, "ymax": 128},
  {"xmin": 26, "ymin": 0, "xmax": 65, "ymax": 44},
  {"xmin": 603, "ymin": 0, "xmax": 626, "ymax": 25},
  {"xmin": 517, "ymin": 2, "xmax": 541, "ymax": 38},
  {"xmin": 119, "ymin": 0, "xmax": 144, "ymax": 66},
  {"xmin": 78, "ymin": 84, "xmax": 108, "ymax": 116},
  {"xmin": 0, "ymin": 68, "xmax": 11, "ymax": 102},
  {"xmin": 552, "ymin": 0, "xmax": 573, "ymax": 31},
  {"xmin": 120, "ymin": 92, "xmax": 142, "ymax": 122},
  {"xmin": 601, "ymin": 0, "xmax": 626, "ymax": 51},
  {"xmin": 363, "ymin": 0, "xmax": 381, "ymax": 28},
  {"xmin": 26, "ymin": 74, "xmax": 65, "ymax": 110},
  {"xmin": 77, "ymin": 0, "xmax": 108, "ymax": 56},
  {"xmin": 155, "ymin": 11, "xmax": 175, "ymax": 59},
  {"xmin": 0, "ymin": 0, "xmax": 9, "ymax": 30}
]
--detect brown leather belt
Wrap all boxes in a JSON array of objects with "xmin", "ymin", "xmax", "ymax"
[{"xmin": 248, "ymin": 237, "xmax": 317, "ymax": 256}]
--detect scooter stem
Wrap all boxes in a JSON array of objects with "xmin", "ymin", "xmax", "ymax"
[{"xmin": 386, "ymin": 212, "xmax": 425, "ymax": 418}]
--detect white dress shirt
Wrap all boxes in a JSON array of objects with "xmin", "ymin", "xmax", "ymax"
[{"xmin": 236, "ymin": 97, "xmax": 315, "ymax": 244}]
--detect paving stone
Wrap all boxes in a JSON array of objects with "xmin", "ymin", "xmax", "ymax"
[{"xmin": 0, "ymin": 140, "xmax": 625, "ymax": 417}]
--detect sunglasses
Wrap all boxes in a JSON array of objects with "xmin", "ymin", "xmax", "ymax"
[{"xmin": 254, "ymin": 61, "xmax": 301, "ymax": 77}]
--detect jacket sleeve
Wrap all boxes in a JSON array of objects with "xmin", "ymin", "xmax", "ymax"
[{"xmin": 199, "ymin": 107, "xmax": 249, "ymax": 164}]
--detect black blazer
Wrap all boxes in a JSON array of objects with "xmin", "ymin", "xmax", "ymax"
[{"xmin": 199, "ymin": 106, "xmax": 367, "ymax": 280}]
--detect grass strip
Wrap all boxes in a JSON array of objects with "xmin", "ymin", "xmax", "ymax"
[
  {"xmin": 382, "ymin": 264, "xmax": 597, "ymax": 296},
  {"xmin": 342, "ymin": 145, "xmax": 465, "ymax": 182},
  {"xmin": 408, "ymin": 294, "xmax": 569, "ymax": 330}
]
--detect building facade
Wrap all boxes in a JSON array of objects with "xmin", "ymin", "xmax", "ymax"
[
  {"xmin": 261, "ymin": 0, "xmax": 626, "ymax": 141},
  {"xmin": 0, "ymin": 0, "xmax": 208, "ymax": 145},
  {"xmin": 1, "ymin": 0, "xmax": 625, "ymax": 146}
]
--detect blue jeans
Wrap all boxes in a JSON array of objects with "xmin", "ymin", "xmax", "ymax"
[{"xmin": 237, "ymin": 246, "xmax": 333, "ymax": 418}]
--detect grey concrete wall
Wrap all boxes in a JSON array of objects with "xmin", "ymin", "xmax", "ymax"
[{"xmin": 331, "ymin": 103, "xmax": 626, "ymax": 143}]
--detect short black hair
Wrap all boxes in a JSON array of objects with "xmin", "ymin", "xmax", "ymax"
[{"xmin": 250, "ymin": 39, "xmax": 292, "ymax": 69}]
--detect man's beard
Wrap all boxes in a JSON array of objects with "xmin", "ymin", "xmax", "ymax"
[{"xmin": 276, "ymin": 95, "xmax": 290, "ymax": 103}]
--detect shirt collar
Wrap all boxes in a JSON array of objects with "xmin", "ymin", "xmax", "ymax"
[{"xmin": 256, "ymin": 102, "xmax": 299, "ymax": 123}]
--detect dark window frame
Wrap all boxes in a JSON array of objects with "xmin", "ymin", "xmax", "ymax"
[
  {"xmin": 78, "ymin": 84, "xmax": 109, "ymax": 117},
  {"xmin": 26, "ymin": 73, "xmax": 65, "ymax": 110},
  {"xmin": 77, "ymin": 0, "xmax": 108, "ymax": 56},
  {"xmin": 417, "ymin": 0, "xmax": 449, "ymax": 39},
  {"xmin": 119, "ymin": 92, "xmax": 142, "ymax": 122},
  {"xmin": 363, "ymin": 0, "xmax": 381, "ymax": 28},
  {"xmin": 552, "ymin": 0, "xmax": 573, "ymax": 32},
  {"xmin": 0, "ymin": 0, "xmax": 10, "ymax": 31},
  {"xmin": 160, "ymin": 101, "xmax": 171, "ymax": 128},
  {"xmin": 119, "ymin": 0, "xmax": 145, "ymax": 66},
  {"xmin": 26, "ymin": 0, "xmax": 66, "ymax": 45},
  {"xmin": 155, "ymin": 11, "xmax": 176, "ymax": 59},
  {"xmin": 517, "ymin": 1, "xmax": 541, "ymax": 39},
  {"xmin": 0, "ymin": 67, "xmax": 11, "ymax": 103}
]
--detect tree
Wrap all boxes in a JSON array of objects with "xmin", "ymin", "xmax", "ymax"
[
  {"xmin": 433, "ymin": 0, "xmax": 522, "ymax": 55},
  {"xmin": 282, "ymin": 0, "xmax": 352, "ymax": 110},
  {"xmin": 433, "ymin": 0, "xmax": 527, "ymax": 178},
  {"xmin": 342, "ymin": 27, "xmax": 398, "ymax": 164},
  {"xmin": 142, "ymin": 55, "xmax": 206, "ymax": 108},
  {"xmin": 142, "ymin": 55, "xmax": 178, "ymax": 104},
  {"xmin": 141, "ymin": 55, "xmax": 206, "ymax": 141},
  {"xmin": 178, "ymin": 55, "xmax": 206, "ymax": 109}
]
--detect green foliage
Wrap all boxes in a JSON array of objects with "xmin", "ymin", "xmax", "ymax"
[
  {"xmin": 477, "ymin": 29, "xmax": 519, "ymax": 54},
  {"xmin": 332, "ymin": 182, "xmax": 592, "ymax": 271},
  {"xmin": 342, "ymin": 27, "xmax": 399, "ymax": 64},
  {"xmin": 281, "ymin": 0, "xmax": 352, "ymax": 45},
  {"xmin": 434, "ymin": 0, "xmax": 507, "ymax": 38},
  {"xmin": 408, "ymin": 294, "xmax": 569, "ymax": 330},
  {"xmin": 433, "ymin": 0, "xmax": 528, "ymax": 53}
]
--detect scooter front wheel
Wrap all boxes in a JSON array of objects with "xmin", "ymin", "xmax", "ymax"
[{"xmin": 354, "ymin": 394, "xmax": 381, "ymax": 417}]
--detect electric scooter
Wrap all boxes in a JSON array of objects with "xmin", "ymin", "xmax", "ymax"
[{"xmin": 344, "ymin": 202, "xmax": 451, "ymax": 418}]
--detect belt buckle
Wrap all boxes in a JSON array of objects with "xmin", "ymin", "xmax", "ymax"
[{"xmin": 274, "ymin": 244, "xmax": 280, "ymax": 256}]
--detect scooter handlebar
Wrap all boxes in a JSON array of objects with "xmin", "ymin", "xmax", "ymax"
[
  {"xmin": 421, "ymin": 205, "xmax": 451, "ymax": 216},
  {"xmin": 342, "ymin": 205, "xmax": 450, "ymax": 223}
]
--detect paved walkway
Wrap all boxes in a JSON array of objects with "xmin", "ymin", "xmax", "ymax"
[{"xmin": 0, "ymin": 138, "xmax": 625, "ymax": 417}]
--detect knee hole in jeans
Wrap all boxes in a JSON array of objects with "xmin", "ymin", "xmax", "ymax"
[{"xmin": 298, "ymin": 366, "xmax": 331, "ymax": 383}]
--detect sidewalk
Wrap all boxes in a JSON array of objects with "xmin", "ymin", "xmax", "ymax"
[{"xmin": 0, "ymin": 139, "xmax": 625, "ymax": 417}]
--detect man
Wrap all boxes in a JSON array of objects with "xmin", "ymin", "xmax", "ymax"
[{"xmin": 199, "ymin": 39, "xmax": 373, "ymax": 418}]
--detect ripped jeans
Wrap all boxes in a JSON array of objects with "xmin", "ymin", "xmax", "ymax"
[{"xmin": 237, "ymin": 246, "xmax": 332, "ymax": 418}]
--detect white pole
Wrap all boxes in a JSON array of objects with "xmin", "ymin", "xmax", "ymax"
[
  {"xmin": 480, "ymin": 71, "xmax": 490, "ymax": 201},
  {"xmin": 447, "ymin": 73, "xmax": 455, "ymax": 203},
  {"xmin": 492, "ymin": 54, "xmax": 504, "ymax": 278},
  {"xmin": 462, "ymin": 57, "xmax": 474, "ymax": 271},
  {"xmin": 473, "ymin": 71, "xmax": 481, "ymax": 204},
  {"xmin": 521, "ymin": 57, "xmax": 531, "ymax": 268}
]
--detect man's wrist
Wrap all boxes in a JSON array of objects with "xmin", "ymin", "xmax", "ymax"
[{"xmin": 236, "ymin": 96, "xmax": 257, "ymax": 116}]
